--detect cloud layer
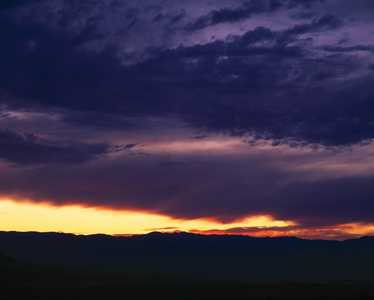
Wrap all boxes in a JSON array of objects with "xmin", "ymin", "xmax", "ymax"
[
  {"xmin": 1, "ymin": 0, "xmax": 374, "ymax": 236},
  {"xmin": 1, "ymin": 0, "xmax": 373, "ymax": 146}
]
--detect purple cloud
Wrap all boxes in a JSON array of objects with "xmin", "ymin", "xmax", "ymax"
[{"xmin": 0, "ymin": 0, "xmax": 374, "ymax": 235}]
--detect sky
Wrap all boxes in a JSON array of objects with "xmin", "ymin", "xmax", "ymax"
[{"xmin": 1, "ymin": 0, "xmax": 374, "ymax": 240}]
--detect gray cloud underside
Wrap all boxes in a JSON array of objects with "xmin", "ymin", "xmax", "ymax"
[
  {"xmin": 1, "ymin": 153, "xmax": 373, "ymax": 227},
  {"xmin": 0, "ymin": 128, "xmax": 114, "ymax": 165}
]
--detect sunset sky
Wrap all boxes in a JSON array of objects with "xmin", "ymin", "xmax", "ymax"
[{"xmin": 1, "ymin": 0, "xmax": 374, "ymax": 240}]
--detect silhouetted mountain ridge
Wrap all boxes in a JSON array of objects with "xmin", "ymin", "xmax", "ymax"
[{"xmin": 0, "ymin": 231, "xmax": 373, "ymax": 281}]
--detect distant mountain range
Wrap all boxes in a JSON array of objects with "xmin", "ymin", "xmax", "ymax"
[{"xmin": 1, "ymin": 231, "xmax": 374, "ymax": 281}]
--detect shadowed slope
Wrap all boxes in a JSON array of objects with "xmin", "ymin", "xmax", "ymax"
[
  {"xmin": 1, "ymin": 235, "xmax": 374, "ymax": 300},
  {"xmin": 1, "ymin": 231, "xmax": 374, "ymax": 281}
]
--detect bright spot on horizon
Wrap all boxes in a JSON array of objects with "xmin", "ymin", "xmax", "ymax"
[
  {"xmin": 1, "ymin": 199, "xmax": 373, "ymax": 240},
  {"xmin": 0, "ymin": 198, "xmax": 294, "ymax": 235}
]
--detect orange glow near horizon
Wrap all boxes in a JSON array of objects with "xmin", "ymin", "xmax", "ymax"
[
  {"xmin": 1, "ymin": 198, "xmax": 373, "ymax": 240},
  {"xmin": 0, "ymin": 198, "xmax": 294, "ymax": 235},
  {"xmin": 189, "ymin": 223, "xmax": 374, "ymax": 240}
]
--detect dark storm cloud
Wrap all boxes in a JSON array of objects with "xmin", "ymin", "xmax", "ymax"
[
  {"xmin": 152, "ymin": 9, "xmax": 186, "ymax": 25},
  {"xmin": 286, "ymin": 0, "xmax": 324, "ymax": 8},
  {"xmin": 61, "ymin": 111, "xmax": 138, "ymax": 129},
  {"xmin": 285, "ymin": 13, "xmax": 342, "ymax": 34},
  {"xmin": 155, "ymin": 168, "xmax": 374, "ymax": 227},
  {"xmin": 2, "ymin": 3, "xmax": 371, "ymax": 147},
  {"xmin": 0, "ymin": 128, "xmax": 113, "ymax": 165},
  {"xmin": 185, "ymin": 0, "xmax": 324, "ymax": 32},
  {"xmin": 191, "ymin": 134, "xmax": 210, "ymax": 140},
  {"xmin": 0, "ymin": 2, "xmax": 372, "ymax": 147},
  {"xmin": 186, "ymin": 0, "xmax": 283, "ymax": 31},
  {"xmin": 124, "ymin": 143, "xmax": 138, "ymax": 150},
  {"xmin": 1, "ymin": 0, "xmax": 374, "ymax": 232},
  {"xmin": 0, "ymin": 15, "xmax": 123, "ymax": 112},
  {"xmin": 0, "ymin": 0, "xmax": 38, "ymax": 12},
  {"xmin": 271, "ymin": 176, "xmax": 374, "ymax": 226},
  {"xmin": 322, "ymin": 45, "xmax": 374, "ymax": 53},
  {"xmin": 1, "ymin": 152, "xmax": 373, "ymax": 227},
  {"xmin": 0, "ymin": 13, "xmax": 175, "ymax": 116}
]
